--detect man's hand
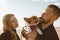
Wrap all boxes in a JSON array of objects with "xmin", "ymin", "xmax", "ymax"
[
  {"xmin": 29, "ymin": 31, "xmax": 37, "ymax": 39},
  {"xmin": 25, "ymin": 31, "xmax": 37, "ymax": 40}
]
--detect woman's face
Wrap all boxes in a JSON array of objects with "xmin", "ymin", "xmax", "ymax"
[{"xmin": 9, "ymin": 16, "xmax": 18, "ymax": 29}]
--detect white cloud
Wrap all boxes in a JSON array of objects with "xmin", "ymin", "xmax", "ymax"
[
  {"xmin": 0, "ymin": 0, "xmax": 7, "ymax": 12},
  {"xmin": 0, "ymin": 0, "xmax": 7, "ymax": 4},
  {"xmin": 0, "ymin": 0, "xmax": 7, "ymax": 7},
  {"xmin": 32, "ymin": 0, "xmax": 40, "ymax": 2},
  {"xmin": 43, "ymin": 0, "xmax": 57, "ymax": 2}
]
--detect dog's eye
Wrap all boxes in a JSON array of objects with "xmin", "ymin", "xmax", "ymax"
[
  {"xmin": 35, "ymin": 21, "xmax": 37, "ymax": 23},
  {"xmin": 33, "ymin": 17, "xmax": 37, "ymax": 19}
]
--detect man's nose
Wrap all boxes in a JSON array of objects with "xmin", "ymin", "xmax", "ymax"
[{"xmin": 42, "ymin": 12, "xmax": 45, "ymax": 16}]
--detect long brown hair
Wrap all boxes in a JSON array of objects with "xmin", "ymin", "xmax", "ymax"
[{"xmin": 3, "ymin": 14, "xmax": 17, "ymax": 40}]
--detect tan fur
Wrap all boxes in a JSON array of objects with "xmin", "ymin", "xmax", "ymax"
[
  {"xmin": 23, "ymin": 16, "xmax": 43, "ymax": 40},
  {"xmin": 24, "ymin": 16, "xmax": 39, "ymax": 26}
]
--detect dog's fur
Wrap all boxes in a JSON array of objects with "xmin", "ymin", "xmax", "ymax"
[{"xmin": 22, "ymin": 16, "xmax": 43, "ymax": 40}]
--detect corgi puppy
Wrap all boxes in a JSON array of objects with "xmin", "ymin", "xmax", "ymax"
[{"xmin": 22, "ymin": 16, "xmax": 43, "ymax": 40}]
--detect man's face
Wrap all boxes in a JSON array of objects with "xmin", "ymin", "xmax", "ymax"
[{"xmin": 42, "ymin": 7, "xmax": 54, "ymax": 22}]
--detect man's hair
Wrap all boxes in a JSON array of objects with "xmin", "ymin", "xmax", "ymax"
[{"xmin": 48, "ymin": 4, "xmax": 60, "ymax": 16}]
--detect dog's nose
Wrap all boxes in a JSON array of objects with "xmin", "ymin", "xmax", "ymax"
[{"xmin": 38, "ymin": 17, "xmax": 43, "ymax": 23}]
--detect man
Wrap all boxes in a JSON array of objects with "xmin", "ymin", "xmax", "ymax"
[
  {"xmin": 22, "ymin": 4, "xmax": 60, "ymax": 40},
  {"xmin": 36, "ymin": 4, "xmax": 60, "ymax": 40}
]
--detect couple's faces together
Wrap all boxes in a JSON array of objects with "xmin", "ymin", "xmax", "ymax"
[{"xmin": 10, "ymin": 7, "xmax": 54, "ymax": 29}]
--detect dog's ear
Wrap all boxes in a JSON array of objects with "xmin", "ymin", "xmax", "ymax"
[
  {"xmin": 30, "ymin": 16, "xmax": 37, "ymax": 20},
  {"xmin": 24, "ymin": 17, "xmax": 30, "ymax": 23}
]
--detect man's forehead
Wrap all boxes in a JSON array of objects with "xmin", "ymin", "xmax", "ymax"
[{"xmin": 46, "ymin": 7, "xmax": 54, "ymax": 11}]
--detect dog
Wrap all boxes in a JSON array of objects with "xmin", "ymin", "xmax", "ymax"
[{"xmin": 22, "ymin": 16, "xmax": 43, "ymax": 40}]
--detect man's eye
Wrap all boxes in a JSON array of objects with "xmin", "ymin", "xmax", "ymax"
[{"xmin": 45, "ymin": 13, "xmax": 47, "ymax": 15}]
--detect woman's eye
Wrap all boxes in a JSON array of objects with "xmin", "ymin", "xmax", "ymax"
[{"xmin": 12, "ymin": 20, "xmax": 15, "ymax": 23}]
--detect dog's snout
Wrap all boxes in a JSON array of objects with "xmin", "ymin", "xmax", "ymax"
[{"xmin": 35, "ymin": 20, "xmax": 38, "ymax": 23}]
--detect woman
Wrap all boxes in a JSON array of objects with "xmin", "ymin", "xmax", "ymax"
[{"xmin": 0, "ymin": 14, "xmax": 20, "ymax": 40}]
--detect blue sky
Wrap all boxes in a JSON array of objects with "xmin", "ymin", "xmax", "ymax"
[{"xmin": 0, "ymin": 0, "xmax": 60, "ymax": 30}]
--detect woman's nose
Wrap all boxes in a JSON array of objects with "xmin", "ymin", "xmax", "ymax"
[{"xmin": 15, "ymin": 20, "xmax": 18, "ymax": 23}]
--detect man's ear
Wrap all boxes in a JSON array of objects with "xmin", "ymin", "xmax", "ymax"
[
  {"xmin": 50, "ymin": 16, "xmax": 58, "ymax": 22},
  {"xmin": 24, "ymin": 17, "xmax": 30, "ymax": 23}
]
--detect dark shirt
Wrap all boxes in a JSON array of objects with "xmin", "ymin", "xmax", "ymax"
[
  {"xmin": 36, "ymin": 24, "xmax": 59, "ymax": 40},
  {"xmin": 13, "ymin": 29, "xmax": 20, "ymax": 40},
  {"xmin": 0, "ymin": 29, "xmax": 20, "ymax": 40}
]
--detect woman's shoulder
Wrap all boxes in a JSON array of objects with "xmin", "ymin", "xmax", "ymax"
[
  {"xmin": 0, "ymin": 31, "xmax": 12, "ymax": 40},
  {"xmin": 0, "ymin": 31, "xmax": 11, "ymax": 36}
]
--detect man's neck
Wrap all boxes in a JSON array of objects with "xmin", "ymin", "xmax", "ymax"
[
  {"xmin": 42, "ymin": 16, "xmax": 58, "ymax": 29},
  {"xmin": 42, "ymin": 21, "xmax": 53, "ymax": 29}
]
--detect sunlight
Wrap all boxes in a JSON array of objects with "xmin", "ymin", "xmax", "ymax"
[
  {"xmin": 42, "ymin": 0, "xmax": 57, "ymax": 2},
  {"xmin": 32, "ymin": 0, "xmax": 39, "ymax": 2},
  {"xmin": 0, "ymin": 0, "xmax": 7, "ymax": 7}
]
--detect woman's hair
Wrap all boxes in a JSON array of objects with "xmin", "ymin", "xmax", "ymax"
[
  {"xmin": 48, "ymin": 4, "xmax": 60, "ymax": 16},
  {"xmin": 3, "ymin": 14, "xmax": 17, "ymax": 40}
]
